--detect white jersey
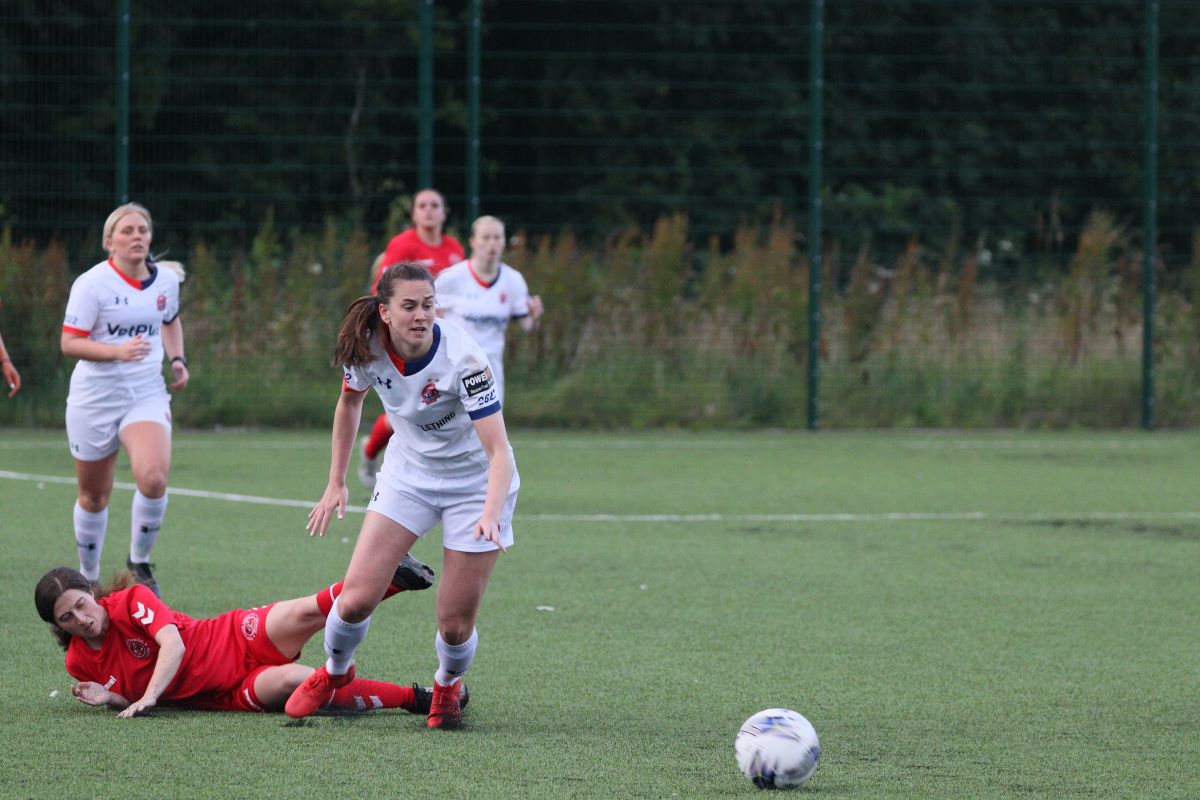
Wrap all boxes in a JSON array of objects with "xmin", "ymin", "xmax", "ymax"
[
  {"xmin": 342, "ymin": 319, "xmax": 501, "ymax": 476},
  {"xmin": 62, "ymin": 259, "xmax": 182, "ymax": 406},
  {"xmin": 435, "ymin": 260, "xmax": 531, "ymax": 364}
]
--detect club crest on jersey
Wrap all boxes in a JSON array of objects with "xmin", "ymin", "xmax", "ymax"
[
  {"xmin": 156, "ymin": 292, "xmax": 167, "ymax": 312},
  {"xmin": 240, "ymin": 611, "xmax": 260, "ymax": 641},
  {"xmin": 500, "ymin": 292, "xmax": 507, "ymax": 303},
  {"xmin": 421, "ymin": 380, "xmax": 440, "ymax": 404},
  {"xmin": 462, "ymin": 367, "xmax": 494, "ymax": 397},
  {"xmin": 126, "ymin": 638, "xmax": 151, "ymax": 659}
]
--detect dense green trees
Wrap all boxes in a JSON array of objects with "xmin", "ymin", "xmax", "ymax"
[{"xmin": 2, "ymin": 1, "xmax": 1197, "ymax": 272}]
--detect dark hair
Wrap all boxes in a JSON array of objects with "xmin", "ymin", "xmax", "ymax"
[
  {"xmin": 35, "ymin": 567, "xmax": 135, "ymax": 650},
  {"xmin": 333, "ymin": 262, "xmax": 434, "ymax": 367}
]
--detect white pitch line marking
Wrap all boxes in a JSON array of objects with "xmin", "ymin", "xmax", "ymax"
[{"xmin": 1, "ymin": 470, "xmax": 1196, "ymax": 523}]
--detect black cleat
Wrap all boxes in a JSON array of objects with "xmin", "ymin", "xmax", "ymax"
[
  {"xmin": 127, "ymin": 558, "xmax": 161, "ymax": 597},
  {"xmin": 411, "ymin": 682, "xmax": 469, "ymax": 715},
  {"xmin": 390, "ymin": 553, "xmax": 435, "ymax": 592}
]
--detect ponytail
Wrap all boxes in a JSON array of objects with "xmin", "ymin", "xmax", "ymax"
[{"xmin": 333, "ymin": 296, "xmax": 382, "ymax": 367}]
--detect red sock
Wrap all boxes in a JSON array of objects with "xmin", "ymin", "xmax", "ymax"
[
  {"xmin": 314, "ymin": 581, "xmax": 343, "ymax": 617},
  {"xmin": 363, "ymin": 414, "xmax": 394, "ymax": 459},
  {"xmin": 315, "ymin": 580, "xmax": 405, "ymax": 618},
  {"xmin": 326, "ymin": 679, "xmax": 416, "ymax": 712}
]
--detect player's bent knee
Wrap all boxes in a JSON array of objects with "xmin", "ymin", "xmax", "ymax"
[
  {"xmin": 437, "ymin": 619, "xmax": 475, "ymax": 644},
  {"xmin": 78, "ymin": 492, "xmax": 110, "ymax": 513},
  {"xmin": 336, "ymin": 591, "xmax": 379, "ymax": 623},
  {"xmin": 136, "ymin": 471, "xmax": 168, "ymax": 498}
]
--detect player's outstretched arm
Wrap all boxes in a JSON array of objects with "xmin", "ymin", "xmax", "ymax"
[
  {"xmin": 308, "ymin": 389, "xmax": 366, "ymax": 536},
  {"xmin": 471, "ymin": 411, "xmax": 515, "ymax": 552},
  {"xmin": 162, "ymin": 318, "xmax": 189, "ymax": 391},
  {"xmin": 118, "ymin": 624, "xmax": 185, "ymax": 718}
]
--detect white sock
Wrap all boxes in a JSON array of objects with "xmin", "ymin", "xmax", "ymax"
[
  {"xmin": 324, "ymin": 598, "xmax": 371, "ymax": 675},
  {"xmin": 74, "ymin": 503, "xmax": 108, "ymax": 582},
  {"xmin": 130, "ymin": 491, "xmax": 168, "ymax": 563},
  {"xmin": 435, "ymin": 628, "xmax": 478, "ymax": 686}
]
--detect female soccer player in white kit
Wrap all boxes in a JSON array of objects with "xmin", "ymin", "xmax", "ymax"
[
  {"xmin": 60, "ymin": 203, "xmax": 188, "ymax": 596},
  {"xmin": 286, "ymin": 262, "xmax": 518, "ymax": 729},
  {"xmin": 435, "ymin": 215, "xmax": 543, "ymax": 404}
]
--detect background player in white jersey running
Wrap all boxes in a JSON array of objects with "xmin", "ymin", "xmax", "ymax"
[
  {"xmin": 435, "ymin": 215, "xmax": 543, "ymax": 404},
  {"xmin": 60, "ymin": 203, "xmax": 189, "ymax": 596},
  {"xmin": 286, "ymin": 262, "xmax": 519, "ymax": 730}
]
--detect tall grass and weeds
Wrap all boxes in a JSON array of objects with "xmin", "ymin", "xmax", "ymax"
[{"xmin": 1, "ymin": 212, "xmax": 1197, "ymax": 429}]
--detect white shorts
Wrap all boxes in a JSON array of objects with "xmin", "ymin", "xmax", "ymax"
[
  {"xmin": 368, "ymin": 454, "xmax": 519, "ymax": 553},
  {"xmin": 65, "ymin": 390, "xmax": 172, "ymax": 461}
]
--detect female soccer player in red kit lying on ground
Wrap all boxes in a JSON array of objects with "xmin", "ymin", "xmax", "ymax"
[{"xmin": 34, "ymin": 557, "xmax": 466, "ymax": 717}]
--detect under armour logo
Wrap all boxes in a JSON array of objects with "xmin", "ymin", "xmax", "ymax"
[{"xmin": 376, "ymin": 376, "xmax": 393, "ymax": 389}]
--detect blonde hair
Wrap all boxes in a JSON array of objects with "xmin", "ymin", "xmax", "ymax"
[
  {"xmin": 103, "ymin": 202, "xmax": 153, "ymax": 245},
  {"xmin": 471, "ymin": 215, "xmax": 505, "ymax": 237}
]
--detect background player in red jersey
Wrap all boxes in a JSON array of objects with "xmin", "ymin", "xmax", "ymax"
[
  {"xmin": 360, "ymin": 189, "xmax": 466, "ymax": 489},
  {"xmin": 33, "ymin": 556, "xmax": 464, "ymax": 718}
]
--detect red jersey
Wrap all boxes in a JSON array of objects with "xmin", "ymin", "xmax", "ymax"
[
  {"xmin": 64, "ymin": 585, "xmax": 288, "ymax": 708},
  {"xmin": 377, "ymin": 228, "xmax": 465, "ymax": 290}
]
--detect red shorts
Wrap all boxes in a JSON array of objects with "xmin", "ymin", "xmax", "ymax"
[{"xmin": 172, "ymin": 603, "xmax": 295, "ymax": 713}]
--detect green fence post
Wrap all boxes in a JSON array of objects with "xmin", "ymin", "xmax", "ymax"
[
  {"xmin": 115, "ymin": 0, "xmax": 130, "ymax": 204},
  {"xmin": 467, "ymin": 0, "xmax": 481, "ymax": 223},
  {"xmin": 418, "ymin": 0, "xmax": 434, "ymax": 188},
  {"xmin": 806, "ymin": 0, "xmax": 824, "ymax": 431},
  {"xmin": 1142, "ymin": 0, "xmax": 1158, "ymax": 430}
]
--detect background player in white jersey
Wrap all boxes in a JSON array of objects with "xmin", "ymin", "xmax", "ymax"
[
  {"xmin": 435, "ymin": 215, "xmax": 543, "ymax": 404},
  {"xmin": 286, "ymin": 262, "xmax": 519, "ymax": 730},
  {"xmin": 60, "ymin": 203, "xmax": 189, "ymax": 596}
]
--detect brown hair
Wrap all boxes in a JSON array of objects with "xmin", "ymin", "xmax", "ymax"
[
  {"xmin": 35, "ymin": 567, "xmax": 136, "ymax": 650},
  {"xmin": 333, "ymin": 262, "xmax": 434, "ymax": 367}
]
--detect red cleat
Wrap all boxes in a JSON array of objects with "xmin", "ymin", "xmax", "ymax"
[
  {"xmin": 285, "ymin": 665, "xmax": 356, "ymax": 719},
  {"xmin": 426, "ymin": 680, "xmax": 463, "ymax": 729}
]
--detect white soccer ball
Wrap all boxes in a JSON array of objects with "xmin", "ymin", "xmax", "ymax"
[{"xmin": 734, "ymin": 708, "xmax": 821, "ymax": 790}]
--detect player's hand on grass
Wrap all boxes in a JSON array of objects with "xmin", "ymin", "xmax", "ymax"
[
  {"xmin": 72, "ymin": 681, "xmax": 113, "ymax": 707},
  {"xmin": 474, "ymin": 516, "xmax": 505, "ymax": 552},
  {"xmin": 118, "ymin": 695, "xmax": 157, "ymax": 718},
  {"xmin": 308, "ymin": 482, "xmax": 349, "ymax": 536}
]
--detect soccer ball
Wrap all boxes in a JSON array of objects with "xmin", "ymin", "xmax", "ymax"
[{"xmin": 734, "ymin": 708, "xmax": 821, "ymax": 790}]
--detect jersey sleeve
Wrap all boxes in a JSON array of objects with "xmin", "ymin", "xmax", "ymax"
[
  {"xmin": 162, "ymin": 273, "xmax": 182, "ymax": 324},
  {"xmin": 510, "ymin": 271, "xmax": 531, "ymax": 319},
  {"xmin": 456, "ymin": 346, "xmax": 501, "ymax": 420},
  {"xmin": 116, "ymin": 584, "xmax": 180, "ymax": 639},
  {"xmin": 434, "ymin": 270, "xmax": 461, "ymax": 316},
  {"xmin": 382, "ymin": 233, "xmax": 415, "ymax": 267},
  {"xmin": 63, "ymin": 644, "xmax": 100, "ymax": 684},
  {"xmin": 62, "ymin": 273, "xmax": 99, "ymax": 336},
  {"xmin": 342, "ymin": 363, "xmax": 371, "ymax": 394}
]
